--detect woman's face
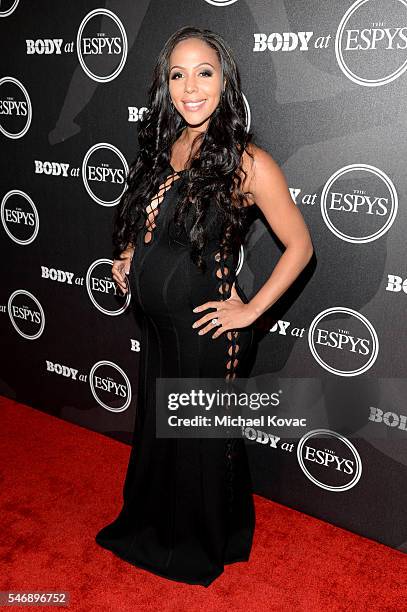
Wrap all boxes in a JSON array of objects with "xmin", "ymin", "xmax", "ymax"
[{"xmin": 168, "ymin": 38, "xmax": 224, "ymax": 130}]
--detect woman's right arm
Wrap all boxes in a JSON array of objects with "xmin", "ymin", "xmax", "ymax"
[{"xmin": 112, "ymin": 242, "xmax": 135, "ymax": 295}]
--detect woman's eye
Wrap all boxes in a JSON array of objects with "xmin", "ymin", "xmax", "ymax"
[{"xmin": 170, "ymin": 70, "xmax": 213, "ymax": 80}]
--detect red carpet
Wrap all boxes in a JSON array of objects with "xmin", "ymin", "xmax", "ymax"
[{"xmin": 1, "ymin": 394, "xmax": 406, "ymax": 611}]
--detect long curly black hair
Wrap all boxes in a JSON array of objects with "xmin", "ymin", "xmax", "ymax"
[{"xmin": 113, "ymin": 25, "xmax": 255, "ymax": 273}]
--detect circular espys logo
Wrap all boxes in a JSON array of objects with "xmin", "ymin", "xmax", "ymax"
[
  {"xmin": 7, "ymin": 289, "xmax": 45, "ymax": 339},
  {"xmin": 0, "ymin": 0, "xmax": 19, "ymax": 17},
  {"xmin": 0, "ymin": 77, "xmax": 32, "ymax": 139},
  {"xmin": 335, "ymin": 0, "xmax": 407, "ymax": 86},
  {"xmin": 297, "ymin": 428, "xmax": 362, "ymax": 491},
  {"xmin": 82, "ymin": 143, "xmax": 128, "ymax": 206},
  {"xmin": 235, "ymin": 244, "xmax": 245, "ymax": 276},
  {"xmin": 242, "ymin": 92, "xmax": 251, "ymax": 132},
  {"xmin": 1, "ymin": 190, "xmax": 39, "ymax": 244},
  {"xmin": 308, "ymin": 307, "xmax": 379, "ymax": 376},
  {"xmin": 76, "ymin": 9, "xmax": 128, "ymax": 82},
  {"xmin": 86, "ymin": 258, "xmax": 131, "ymax": 315},
  {"xmin": 89, "ymin": 360, "xmax": 132, "ymax": 412},
  {"xmin": 320, "ymin": 164, "xmax": 398, "ymax": 243},
  {"xmin": 204, "ymin": 0, "xmax": 238, "ymax": 5}
]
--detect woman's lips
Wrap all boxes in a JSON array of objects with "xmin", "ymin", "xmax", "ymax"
[{"xmin": 182, "ymin": 99, "xmax": 206, "ymax": 111}]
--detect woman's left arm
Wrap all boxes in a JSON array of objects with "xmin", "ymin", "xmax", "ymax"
[
  {"xmin": 245, "ymin": 145, "xmax": 314, "ymax": 320},
  {"xmin": 192, "ymin": 146, "xmax": 314, "ymax": 338}
]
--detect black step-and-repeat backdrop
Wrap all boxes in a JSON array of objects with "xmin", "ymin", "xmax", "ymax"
[{"xmin": 1, "ymin": 0, "xmax": 407, "ymax": 554}]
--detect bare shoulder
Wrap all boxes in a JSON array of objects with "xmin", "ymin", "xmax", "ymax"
[
  {"xmin": 239, "ymin": 144, "xmax": 282, "ymax": 206},
  {"xmin": 239, "ymin": 144, "xmax": 313, "ymax": 254}
]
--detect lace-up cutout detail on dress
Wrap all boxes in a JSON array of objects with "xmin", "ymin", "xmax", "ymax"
[
  {"xmin": 213, "ymin": 231, "xmax": 242, "ymax": 516},
  {"xmin": 213, "ymin": 231, "xmax": 241, "ymax": 381},
  {"xmin": 143, "ymin": 171, "xmax": 181, "ymax": 245}
]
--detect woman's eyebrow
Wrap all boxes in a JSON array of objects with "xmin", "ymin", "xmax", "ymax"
[{"xmin": 170, "ymin": 62, "xmax": 216, "ymax": 70}]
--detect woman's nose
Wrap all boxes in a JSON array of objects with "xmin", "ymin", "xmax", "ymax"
[{"xmin": 184, "ymin": 76, "xmax": 198, "ymax": 93}]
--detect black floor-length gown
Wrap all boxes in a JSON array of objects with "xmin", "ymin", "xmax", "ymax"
[{"xmin": 95, "ymin": 163, "xmax": 256, "ymax": 587}]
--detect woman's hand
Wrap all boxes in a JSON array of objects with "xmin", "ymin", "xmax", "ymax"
[
  {"xmin": 192, "ymin": 282, "xmax": 257, "ymax": 339},
  {"xmin": 112, "ymin": 247, "xmax": 134, "ymax": 295}
]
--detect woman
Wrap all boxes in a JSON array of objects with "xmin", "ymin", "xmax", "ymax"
[{"xmin": 95, "ymin": 25, "xmax": 313, "ymax": 587}]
